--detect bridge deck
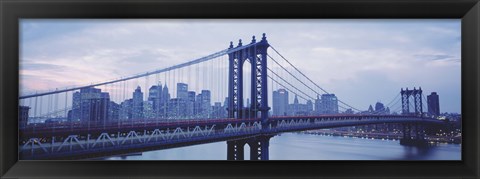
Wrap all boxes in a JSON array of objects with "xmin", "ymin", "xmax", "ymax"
[{"xmin": 19, "ymin": 115, "xmax": 444, "ymax": 160}]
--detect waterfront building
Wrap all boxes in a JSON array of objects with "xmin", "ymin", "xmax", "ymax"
[
  {"xmin": 306, "ymin": 100, "xmax": 313, "ymax": 114},
  {"xmin": 427, "ymin": 92, "xmax": 440, "ymax": 116},
  {"xmin": 272, "ymin": 89, "xmax": 289, "ymax": 116},
  {"xmin": 316, "ymin": 94, "xmax": 339, "ymax": 114},
  {"xmin": 287, "ymin": 95, "xmax": 312, "ymax": 116},
  {"xmin": 314, "ymin": 95, "xmax": 321, "ymax": 115}
]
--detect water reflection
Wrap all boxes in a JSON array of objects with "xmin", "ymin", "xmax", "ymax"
[{"xmin": 103, "ymin": 133, "xmax": 461, "ymax": 160}]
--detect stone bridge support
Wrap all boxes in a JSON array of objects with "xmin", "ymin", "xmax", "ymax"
[
  {"xmin": 400, "ymin": 123, "xmax": 428, "ymax": 147},
  {"xmin": 227, "ymin": 135, "xmax": 272, "ymax": 160}
]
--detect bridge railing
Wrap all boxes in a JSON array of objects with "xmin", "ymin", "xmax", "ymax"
[{"xmin": 19, "ymin": 119, "xmax": 263, "ymax": 159}]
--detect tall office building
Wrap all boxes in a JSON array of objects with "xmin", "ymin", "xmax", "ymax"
[
  {"xmin": 427, "ymin": 92, "xmax": 440, "ymax": 116},
  {"xmin": 195, "ymin": 90, "xmax": 211, "ymax": 118},
  {"xmin": 272, "ymin": 89, "xmax": 289, "ymax": 116},
  {"xmin": 148, "ymin": 83, "xmax": 163, "ymax": 116},
  {"xmin": 201, "ymin": 90, "xmax": 211, "ymax": 117},
  {"xmin": 287, "ymin": 95, "xmax": 301, "ymax": 116},
  {"xmin": 223, "ymin": 97, "xmax": 229, "ymax": 117},
  {"xmin": 143, "ymin": 100, "xmax": 155, "ymax": 119},
  {"xmin": 167, "ymin": 98, "xmax": 188, "ymax": 118},
  {"xmin": 314, "ymin": 95, "xmax": 322, "ymax": 115},
  {"xmin": 318, "ymin": 94, "xmax": 339, "ymax": 114},
  {"xmin": 212, "ymin": 102, "xmax": 226, "ymax": 118},
  {"xmin": 188, "ymin": 91, "xmax": 196, "ymax": 102},
  {"xmin": 119, "ymin": 99, "xmax": 133, "ymax": 120},
  {"xmin": 187, "ymin": 91, "xmax": 196, "ymax": 117},
  {"xmin": 108, "ymin": 101, "xmax": 120, "ymax": 122},
  {"xmin": 177, "ymin": 83, "xmax": 188, "ymax": 100},
  {"xmin": 161, "ymin": 83, "xmax": 189, "ymax": 118},
  {"xmin": 132, "ymin": 86, "xmax": 144, "ymax": 119},
  {"xmin": 71, "ymin": 87, "xmax": 110, "ymax": 125},
  {"xmin": 161, "ymin": 84, "xmax": 171, "ymax": 117},
  {"xmin": 306, "ymin": 100, "xmax": 313, "ymax": 114},
  {"xmin": 162, "ymin": 85, "xmax": 171, "ymax": 104}
]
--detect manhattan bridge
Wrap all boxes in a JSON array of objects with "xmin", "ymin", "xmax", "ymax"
[{"xmin": 18, "ymin": 34, "xmax": 445, "ymax": 160}]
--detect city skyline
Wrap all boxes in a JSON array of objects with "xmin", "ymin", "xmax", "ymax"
[
  {"xmin": 17, "ymin": 20, "xmax": 462, "ymax": 161},
  {"xmin": 20, "ymin": 19, "xmax": 461, "ymax": 113},
  {"xmin": 61, "ymin": 80, "xmax": 440, "ymax": 127}
]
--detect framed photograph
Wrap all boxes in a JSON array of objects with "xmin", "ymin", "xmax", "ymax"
[{"xmin": 1, "ymin": 0, "xmax": 479, "ymax": 178}]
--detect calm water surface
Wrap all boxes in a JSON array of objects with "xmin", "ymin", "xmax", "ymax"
[{"xmin": 104, "ymin": 133, "xmax": 461, "ymax": 160}]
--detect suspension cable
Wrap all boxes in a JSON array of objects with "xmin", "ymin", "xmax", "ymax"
[{"xmin": 269, "ymin": 45, "xmax": 362, "ymax": 112}]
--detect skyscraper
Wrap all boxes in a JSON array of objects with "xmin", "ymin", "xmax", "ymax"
[
  {"xmin": 314, "ymin": 95, "xmax": 321, "ymax": 115},
  {"xmin": 212, "ymin": 102, "xmax": 225, "ymax": 118},
  {"xmin": 119, "ymin": 99, "xmax": 133, "ymax": 120},
  {"xmin": 306, "ymin": 100, "xmax": 313, "ymax": 114},
  {"xmin": 132, "ymin": 86, "xmax": 144, "ymax": 119},
  {"xmin": 272, "ymin": 89, "xmax": 289, "ymax": 116},
  {"xmin": 71, "ymin": 87, "xmax": 110, "ymax": 125},
  {"xmin": 187, "ymin": 91, "xmax": 196, "ymax": 117},
  {"xmin": 162, "ymin": 84, "xmax": 170, "ymax": 103},
  {"xmin": 188, "ymin": 91, "xmax": 196, "ymax": 102},
  {"xmin": 318, "ymin": 94, "xmax": 339, "ymax": 114},
  {"xmin": 177, "ymin": 83, "xmax": 188, "ymax": 100},
  {"xmin": 195, "ymin": 90, "xmax": 211, "ymax": 118},
  {"xmin": 143, "ymin": 100, "xmax": 155, "ymax": 119},
  {"xmin": 201, "ymin": 90, "xmax": 211, "ymax": 117},
  {"xmin": 287, "ymin": 95, "xmax": 301, "ymax": 116},
  {"xmin": 161, "ymin": 84, "xmax": 171, "ymax": 117},
  {"xmin": 167, "ymin": 98, "xmax": 188, "ymax": 118},
  {"xmin": 108, "ymin": 101, "xmax": 120, "ymax": 122},
  {"xmin": 427, "ymin": 92, "xmax": 440, "ymax": 116},
  {"xmin": 148, "ymin": 82, "xmax": 163, "ymax": 116}
]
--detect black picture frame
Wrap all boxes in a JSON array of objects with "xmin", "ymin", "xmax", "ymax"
[{"xmin": 1, "ymin": 0, "xmax": 479, "ymax": 178}]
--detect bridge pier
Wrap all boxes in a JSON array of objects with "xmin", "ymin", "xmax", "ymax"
[
  {"xmin": 248, "ymin": 135, "xmax": 271, "ymax": 160},
  {"xmin": 227, "ymin": 140, "xmax": 246, "ymax": 160},
  {"xmin": 400, "ymin": 123, "xmax": 428, "ymax": 147},
  {"xmin": 227, "ymin": 135, "xmax": 272, "ymax": 160}
]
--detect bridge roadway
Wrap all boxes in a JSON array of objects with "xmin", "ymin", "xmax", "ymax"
[{"xmin": 19, "ymin": 114, "xmax": 445, "ymax": 160}]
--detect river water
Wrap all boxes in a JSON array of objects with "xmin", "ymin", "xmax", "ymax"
[{"xmin": 104, "ymin": 133, "xmax": 461, "ymax": 160}]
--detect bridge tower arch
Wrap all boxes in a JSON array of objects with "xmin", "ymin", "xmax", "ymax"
[
  {"xmin": 227, "ymin": 33, "xmax": 270, "ymax": 128},
  {"xmin": 226, "ymin": 34, "xmax": 271, "ymax": 160},
  {"xmin": 400, "ymin": 87, "xmax": 428, "ymax": 147},
  {"xmin": 400, "ymin": 87, "xmax": 423, "ymax": 116}
]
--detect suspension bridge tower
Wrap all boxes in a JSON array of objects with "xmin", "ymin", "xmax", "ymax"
[
  {"xmin": 226, "ymin": 33, "xmax": 272, "ymax": 160},
  {"xmin": 400, "ymin": 87, "xmax": 428, "ymax": 147}
]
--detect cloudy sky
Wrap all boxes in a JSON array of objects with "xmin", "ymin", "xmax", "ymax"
[{"xmin": 20, "ymin": 19, "xmax": 461, "ymax": 113}]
